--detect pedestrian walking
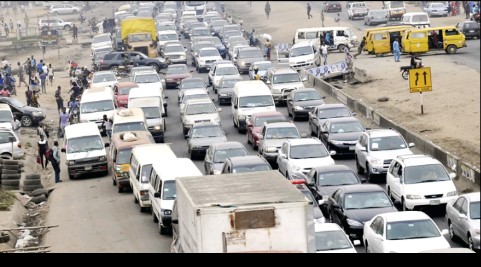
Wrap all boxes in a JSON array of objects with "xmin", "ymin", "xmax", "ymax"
[
  {"xmin": 320, "ymin": 42, "xmax": 328, "ymax": 65},
  {"xmin": 42, "ymin": 63, "xmax": 48, "ymax": 76},
  {"xmin": 40, "ymin": 71, "xmax": 47, "ymax": 94},
  {"xmin": 37, "ymin": 135, "xmax": 49, "ymax": 170},
  {"xmin": 13, "ymin": 115, "xmax": 21, "ymax": 136},
  {"xmin": 465, "ymin": 1, "xmax": 471, "ymax": 19},
  {"xmin": 321, "ymin": 10, "xmax": 325, "ymax": 27},
  {"xmin": 72, "ymin": 24, "xmax": 78, "ymax": 40},
  {"xmin": 55, "ymin": 86, "xmax": 64, "ymax": 114},
  {"xmin": 393, "ymin": 38, "xmax": 401, "ymax": 62},
  {"xmin": 264, "ymin": 39, "xmax": 272, "ymax": 60},
  {"xmin": 25, "ymin": 87, "xmax": 32, "ymax": 106},
  {"xmin": 48, "ymin": 63, "xmax": 54, "ymax": 85},
  {"xmin": 59, "ymin": 107, "xmax": 69, "ymax": 139},
  {"xmin": 105, "ymin": 119, "xmax": 113, "ymax": 139},
  {"xmin": 51, "ymin": 140, "xmax": 62, "ymax": 183},
  {"xmin": 249, "ymin": 29, "xmax": 256, "ymax": 47},
  {"xmin": 17, "ymin": 62, "xmax": 28, "ymax": 87},
  {"xmin": 334, "ymin": 13, "xmax": 341, "ymax": 24},
  {"xmin": 307, "ymin": 3, "xmax": 313, "ymax": 19},
  {"xmin": 265, "ymin": 1, "xmax": 271, "ymax": 19},
  {"xmin": 344, "ymin": 47, "xmax": 353, "ymax": 83},
  {"xmin": 354, "ymin": 37, "xmax": 366, "ymax": 59}
]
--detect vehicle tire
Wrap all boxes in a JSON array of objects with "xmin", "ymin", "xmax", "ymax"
[
  {"xmin": 117, "ymin": 186, "xmax": 122, "ymax": 193},
  {"xmin": 355, "ymin": 156, "xmax": 364, "ymax": 174},
  {"xmin": 112, "ymin": 178, "xmax": 116, "ymax": 186},
  {"xmin": 233, "ymin": 116, "xmax": 238, "ymax": 128},
  {"xmin": 23, "ymin": 179, "xmax": 42, "ymax": 186},
  {"xmin": 26, "ymin": 174, "xmax": 41, "ymax": 180},
  {"xmin": 64, "ymin": 25, "xmax": 72, "ymax": 31},
  {"xmin": 148, "ymin": 63, "xmax": 159, "ymax": 72},
  {"xmin": 402, "ymin": 70, "xmax": 409, "ymax": 80},
  {"xmin": 2, "ymin": 165, "xmax": 19, "ymax": 171},
  {"xmin": 2, "ymin": 179, "xmax": 20, "ymax": 186},
  {"xmin": 29, "ymin": 194, "xmax": 47, "ymax": 204},
  {"xmin": 365, "ymin": 242, "xmax": 370, "ymax": 253},
  {"xmin": 1, "ymin": 174, "xmax": 20, "ymax": 179},
  {"xmin": 366, "ymin": 163, "xmax": 374, "ymax": 182},
  {"xmin": 292, "ymin": 111, "xmax": 297, "ymax": 121},
  {"xmin": 448, "ymin": 220, "xmax": 458, "ymax": 241},
  {"xmin": 286, "ymin": 171, "xmax": 289, "ymax": 180},
  {"xmin": 446, "ymin": 45, "xmax": 457, "ymax": 54},
  {"xmin": 0, "ymin": 232, "xmax": 10, "ymax": 243},
  {"xmin": 338, "ymin": 44, "xmax": 346, "ymax": 53},
  {"xmin": 468, "ymin": 234, "xmax": 474, "ymax": 251},
  {"xmin": 159, "ymin": 224, "xmax": 167, "ymax": 235},
  {"xmin": 30, "ymin": 188, "xmax": 48, "ymax": 197},
  {"xmin": 69, "ymin": 173, "xmax": 75, "ymax": 180},
  {"xmin": 140, "ymin": 206, "xmax": 146, "ymax": 213},
  {"xmin": 23, "ymin": 184, "xmax": 43, "ymax": 192},
  {"xmin": 20, "ymin": 116, "xmax": 33, "ymax": 127},
  {"xmin": 401, "ymin": 198, "xmax": 409, "ymax": 211},
  {"xmin": 387, "ymin": 187, "xmax": 394, "ymax": 201}
]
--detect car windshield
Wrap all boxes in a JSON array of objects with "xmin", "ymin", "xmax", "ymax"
[
  {"xmin": 369, "ymin": 136, "xmax": 407, "ymax": 151},
  {"xmin": 316, "ymin": 230, "xmax": 353, "ymax": 251},
  {"xmin": 214, "ymin": 148, "xmax": 248, "ymax": 163},
  {"xmin": 290, "ymin": 144, "xmax": 329, "ymax": 159},
  {"xmin": 140, "ymin": 107, "xmax": 160, "ymax": 119},
  {"xmin": 317, "ymin": 171, "xmax": 360, "ymax": 186},
  {"xmin": 390, "ymin": 1, "xmax": 404, "ymax": 8},
  {"xmin": 470, "ymin": 201, "xmax": 480, "ymax": 219},
  {"xmin": 183, "ymin": 94, "xmax": 209, "ymax": 102},
  {"xmin": 67, "ymin": 135, "xmax": 104, "ymax": 154},
  {"xmin": 135, "ymin": 74, "xmax": 160, "ymax": 83},
  {"xmin": 318, "ymin": 107, "xmax": 351, "ymax": 119},
  {"xmin": 167, "ymin": 65, "xmax": 189, "ymax": 74},
  {"xmin": 200, "ymin": 49, "xmax": 220, "ymax": 57},
  {"xmin": 273, "ymin": 73, "xmax": 301, "ymax": 84},
  {"xmin": 93, "ymin": 35, "xmax": 111, "ymax": 43},
  {"xmin": 216, "ymin": 66, "xmax": 239, "ymax": 76},
  {"xmin": 140, "ymin": 164, "xmax": 152, "ymax": 183},
  {"xmin": 404, "ymin": 164, "xmax": 451, "ymax": 184},
  {"xmin": 117, "ymin": 148, "xmax": 133, "ymax": 164},
  {"xmin": 186, "ymin": 103, "xmax": 216, "ymax": 115},
  {"xmin": 294, "ymin": 91, "xmax": 321, "ymax": 102},
  {"xmin": 158, "ymin": 25, "xmax": 176, "ymax": 31},
  {"xmin": 386, "ymin": 219, "xmax": 441, "ymax": 240},
  {"xmin": 343, "ymin": 191, "xmax": 392, "ymax": 209},
  {"xmin": 265, "ymin": 127, "xmax": 299, "ymax": 139},
  {"xmin": 165, "ymin": 45, "xmax": 184, "ymax": 53},
  {"xmin": 254, "ymin": 62, "xmax": 274, "ymax": 71},
  {"xmin": 290, "ymin": 46, "xmax": 314, "ymax": 57},
  {"xmin": 191, "ymin": 126, "xmax": 224, "ymax": 138},
  {"xmin": 113, "ymin": 122, "xmax": 146, "ymax": 134},
  {"xmin": 233, "ymin": 164, "xmax": 271, "ymax": 173},
  {"xmin": 329, "ymin": 121, "xmax": 364, "ymax": 134},
  {"xmin": 221, "ymin": 79, "xmax": 242, "ymax": 88},
  {"xmin": 239, "ymin": 50, "xmax": 263, "ymax": 59},
  {"xmin": 127, "ymin": 34, "xmax": 151, "ymax": 42},
  {"xmin": 254, "ymin": 116, "xmax": 285, "ymax": 127},
  {"xmin": 160, "ymin": 34, "xmax": 178, "ymax": 41},
  {"xmin": 93, "ymin": 73, "xmax": 116, "ymax": 83},
  {"xmin": 4, "ymin": 98, "xmax": 24, "ymax": 108},
  {"xmin": 193, "ymin": 29, "xmax": 210, "ymax": 36},
  {"xmin": 80, "ymin": 100, "xmax": 115, "ymax": 114},
  {"xmin": 163, "ymin": 180, "xmax": 176, "ymax": 200},
  {"xmin": 371, "ymin": 10, "xmax": 388, "ymax": 16},
  {"xmin": 118, "ymin": 86, "xmax": 137, "ymax": 95},
  {"xmin": 181, "ymin": 80, "xmax": 205, "ymax": 89},
  {"xmin": 0, "ymin": 110, "xmax": 13, "ymax": 123},
  {"xmin": 239, "ymin": 96, "xmax": 274, "ymax": 108}
]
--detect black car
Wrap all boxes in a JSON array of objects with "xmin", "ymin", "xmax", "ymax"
[
  {"xmin": 217, "ymin": 76, "xmax": 243, "ymax": 105},
  {"xmin": 295, "ymin": 183, "xmax": 326, "ymax": 225},
  {"xmin": 287, "ymin": 88, "xmax": 326, "ymax": 121},
  {"xmin": 305, "ymin": 165, "xmax": 365, "ymax": 216},
  {"xmin": 456, "ymin": 21, "xmax": 480, "ymax": 39},
  {"xmin": 0, "ymin": 97, "xmax": 46, "ymax": 127},
  {"xmin": 326, "ymin": 184, "xmax": 398, "ymax": 242},
  {"xmin": 221, "ymin": 155, "xmax": 272, "ymax": 174},
  {"xmin": 319, "ymin": 117, "xmax": 365, "ymax": 156},
  {"xmin": 323, "ymin": 1, "xmax": 342, "ymax": 12},
  {"xmin": 308, "ymin": 104, "xmax": 356, "ymax": 139},
  {"xmin": 97, "ymin": 51, "xmax": 167, "ymax": 73}
]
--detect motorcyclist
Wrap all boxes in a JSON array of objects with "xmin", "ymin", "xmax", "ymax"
[
  {"xmin": 82, "ymin": 67, "xmax": 90, "ymax": 89},
  {"xmin": 68, "ymin": 82, "xmax": 81, "ymax": 100},
  {"xmin": 410, "ymin": 55, "xmax": 422, "ymax": 69},
  {"xmin": 253, "ymin": 66, "xmax": 261, "ymax": 80},
  {"xmin": 67, "ymin": 96, "xmax": 80, "ymax": 123}
]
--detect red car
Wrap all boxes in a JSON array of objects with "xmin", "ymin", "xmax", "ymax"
[
  {"xmin": 246, "ymin": 111, "xmax": 287, "ymax": 150},
  {"xmin": 113, "ymin": 82, "xmax": 139, "ymax": 108},
  {"xmin": 162, "ymin": 64, "xmax": 193, "ymax": 89}
]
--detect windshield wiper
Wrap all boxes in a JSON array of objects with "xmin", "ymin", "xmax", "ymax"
[{"xmin": 417, "ymin": 179, "xmax": 441, "ymax": 183}]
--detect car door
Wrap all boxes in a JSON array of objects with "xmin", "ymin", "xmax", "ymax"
[
  {"xmin": 356, "ymin": 134, "xmax": 368, "ymax": 169},
  {"xmin": 387, "ymin": 161, "xmax": 402, "ymax": 201},
  {"xmin": 277, "ymin": 142, "xmax": 289, "ymax": 176},
  {"xmin": 328, "ymin": 189, "xmax": 343, "ymax": 225},
  {"xmin": 204, "ymin": 146, "xmax": 214, "ymax": 175},
  {"xmin": 319, "ymin": 121, "xmax": 329, "ymax": 145},
  {"xmin": 366, "ymin": 216, "xmax": 381, "ymax": 253},
  {"xmin": 456, "ymin": 197, "xmax": 470, "ymax": 244}
]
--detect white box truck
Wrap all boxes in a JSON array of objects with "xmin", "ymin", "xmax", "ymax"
[{"xmin": 172, "ymin": 170, "xmax": 315, "ymax": 253}]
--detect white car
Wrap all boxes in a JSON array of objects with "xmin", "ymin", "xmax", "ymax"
[
  {"xmin": 181, "ymin": 99, "xmax": 221, "ymax": 136},
  {"xmin": 90, "ymin": 71, "xmax": 118, "ymax": 89},
  {"xmin": 445, "ymin": 193, "xmax": 480, "ymax": 251},
  {"xmin": 0, "ymin": 128, "xmax": 24, "ymax": 160},
  {"xmin": 179, "ymin": 89, "xmax": 210, "ymax": 112},
  {"xmin": 363, "ymin": 211, "xmax": 450, "ymax": 253},
  {"xmin": 196, "ymin": 47, "xmax": 223, "ymax": 73},
  {"xmin": 277, "ymin": 138, "xmax": 335, "ymax": 181},
  {"xmin": 386, "ymin": 154, "xmax": 458, "ymax": 212},
  {"xmin": 49, "ymin": 4, "xmax": 82, "ymax": 15},
  {"xmin": 423, "ymin": 2, "xmax": 448, "ymax": 17},
  {"xmin": 355, "ymin": 129, "xmax": 415, "ymax": 182},
  {"xmin": 315, "ymin": 223, "xmax": 357, "ymax": 253},
  {"xmin": 132, "ymin": 71, "xmax": 163, "ymax": 94},
  {"xmin": 347, "ymin": 2, "xmax": 369, "ymax": 20},
  {"xmin": 208, "ymin": 62, "xmax": 241, "ymax": 93},
  {"xmin": 91, "ymin": 33, "xmax": 113, "ymax": 51},
  {"xmin": 288, "ymin": 41, "xmax": 321, "ymax": 71}
]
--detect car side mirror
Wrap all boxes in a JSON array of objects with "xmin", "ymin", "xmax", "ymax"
[
  {"xmin": 104, "ymin": 143, "xmax": 110, "ymax": 148},
  {"xmin": 441, "ymin": 229, "xmax": 449, "ymax": 236},
  {"xmin": 359, "ymin": 146, "xmax": 367, "ymax": 152},
  {"xmin": 218, "ymin": 108, "xmax": 222, "ymax": 112},
  {"xmin": 172, "ymin": 219, "xmax": 178, "ymax": 224},
  {"xmin": 408, "ymin": 143, "xmax": 415, "ymax": 148},
  {"xmin": 61, "ymin": 148, "xmax": 66, "ymax": 153},
  {"xmin": 458, "ymin": 214, "xmax": 467, "ymax": 220},
  {"xmin": 352, "ymin": 112, "xmax": 357, "ymax": 116},
  {"xmin": 329, "ymin": 150, "xmax": 336, "ymax": 156},
  {"xmin": 233, "ymin": 104, "xmax": 238, "ymax": 109},
  {"xmin": 449, "ymin": 173, "xmax": 456, "ymax": 179},
  {"xmin": 154, "ymin": 192, "xmax": 161, "ymax": 198}
]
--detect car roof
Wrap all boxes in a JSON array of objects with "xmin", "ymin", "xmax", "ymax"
[
  {"xmin": 316, "ymin": 103, "xmax": 349, "ymax": 110},
  {"xmin": 325, "ymin": 117, "xmax": 361, "ymax": 123},
  {"xmin": 314, "ymin": 223, "xmax": 343, "ymax": 232},
  {"xmin": 293, "ymin": 88, "xmax": 318, "ymax": 94},
  {"xmin": 380, "ymin": 211, "xmax": 431, "ymax": 222},
  {"xmin": 395, "ymin": 154, "xmax": 440, "ymax": 167},
  {"xmin": 114, "ymin": 82, "xmax": 139, "ymax": 88},
  {"xmin": 265, "ymin": 121, "xmax": 296, "ymax": 128},
  {"xmin": 228, "ymin": 155, "xmax": 269, "ymax": 166},
  {"xmin": 312, "ymin": 164, "xmax": 353, "ymax": 173},
  {"xmin": 341, "ymin": 184, "xmax": 385, "ymax": 193},
  {"xmin": 286, "ymin": 138, "xmax": 322, "ymax": 146},
  {"xmin": 462, "ymin": 192, "xmax": 480, "ymax": 202},
  {"xmin": 252, "ymin": 111, "xmax": 285, "ymax": 118},
  {"xmin": 210, "ymin": 141, "xmax": 245, "ymax": 150},
  {"xmin": 365, "ymin": 129, "xmax": 401, "ymax": 138},
  {"xmin": 110, "ymin": 131, "xmax": 154, "ymax": 150}
]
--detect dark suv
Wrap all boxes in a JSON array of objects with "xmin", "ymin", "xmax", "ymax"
[
  {"xmin": 323, "ymin": 1, "xmax": 342, "ymax": 12},
  {"xmin": 0, "ymin": 97, "xmax": 46, "ymax": 127},
  {"xmin": 96, "ymin": 51, "xmax": 167, "ymax": 73}
]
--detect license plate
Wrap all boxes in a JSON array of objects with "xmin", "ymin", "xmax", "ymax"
[
  {"xmin": 470, "ymin": 30, "xmax": 475, "ymax": 33},
  {"xmin": 349, "ymin": 146, "xmax": 356, "ymax": 151},
  {"xmin": 430, "ymin": 199, "xmax": 441, "ymax": 205},
  {"xmin": 84, "ymin": 165, "xmax": 92, "ymax": 171}
]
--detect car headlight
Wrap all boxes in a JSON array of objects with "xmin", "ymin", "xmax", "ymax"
[
  {"xmin": 370, "ymin": 158, "xmax": 382, "ymax": 165},
  {"xmin": 220, "ymin": 93, "xmax": 228, "ymax": 96},
  {"xmin": 198, "ymin": 60, "xmax": 205, "ymax": 65},
  {"xmin": 290, "ymin": 164, "xmax": 301, "ymax": 172},
  {"xmin": 272, "ymin": 88, "xmax": 281, "ymax": 94},
  {"xmin": 162, "ymin": 209, "xmax": 172, "ymax": 215},
  {"xmin": 32, "ymin": 111, "xmax": 44, "ymax": 117},
  {"xmin": 179, "ymin": 55, "xmax": 186, "ymax": 59},
  {"xmin": 68, "ymin": 160, "xmax": 75, "ymax": 165},
  {"xmin": 238, "ymin": 115, "xmax": 246, "ymax": 120},
  {"xmin": 99, "ymin": 156, "xmax": 106, "ymax": 161},
  {"xmin": 240, "ymin": 61, "xmax": 246, "ymax": 67},
  {"xmin": 406, "ymin": 194, "xmax": 422, "ymax": 200},
  {"xmin": 213, "ymin": 170, "xmax": 221, "ymax": 175},
  {"xmin": 330, "ymin": 140, "xmax": 343, "ymax": 145},
  {"xmin": 474, "ymin": 229, "xmax": 480, "ymax": 236},
  {"xmin": 265, "ymin": 147, "xmax": 277, "ymax": 153},
  {"xmin": 213, "ymin": 117, "xmax": 221, "ymax": 124},
  {"xmin": 446, "ymin": 191, "xmax": 457, "ymax": 197},
  {"xmin": 294, "ymin": 106, "xmax": 304, "ymax": 111},
  {"xmin": 346, "ymin": 219, "xmax": 363, "ymax": 227},
  {"xmin": 154, "ymin": 125, "xmax": 162, "ymax": 131}
]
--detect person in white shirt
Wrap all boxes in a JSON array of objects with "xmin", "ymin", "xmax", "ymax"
[
  {"xmin": 320, "ymin": 42, "xmax": 328, "ymax": 65},
  {"xmin": 13, "ymin": 116, "xmax": 21, "ymax": 136}
]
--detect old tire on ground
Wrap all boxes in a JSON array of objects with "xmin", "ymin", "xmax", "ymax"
[
  {"xmin": 19, "ymin": 162, "xmax": 24, "ymax": 168},
  {"xmin": 30, "ymin": 188, "xmax": 48, "ymax": 197},
  {"xmin": 23, "ymin": 179, "xmax": 42, "ymax": 186},
  {"xmin": 23, "ymin": 184, "xmax": 43, "ymax": 192},
  {"xmin": 26, "ymin": 174, "xmax": 41, "ymax": 180},
  {"xmin": 3, "ymin": 165, "xmax": 20, "ymax": 170},
  {"xmin": 2, "ymin": 179, "xmax": 20, "ymax": 186},
  {"xmin": 29, "ymin": 195, "xmax": 47, "ymax": 204},
  {"xmin": 0, "ymin": 233, "xmax": 10, "ymax": 243},
  {"xmin": 2, "ymin": 159, "xmax": 19, "ymax": 165},
  {"xmin": 2, "ymin": 169, "xmax": 20, "ymax": 174},
  {"xmin": 1, "ymin": 185, "xmax": 19, "ymax": 190},
  {"xmin": 1, "ymin": 174, "xmax": 21, "ymax": 179}
]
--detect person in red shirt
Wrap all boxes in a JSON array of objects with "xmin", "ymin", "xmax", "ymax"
[{"xmin": 0, "ymin": 87, "xmax": 11, "ymax": 97}]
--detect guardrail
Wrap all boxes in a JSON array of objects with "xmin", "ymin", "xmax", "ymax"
[{"xmin": 303, "ymin": 69, "xmax": 480, "ymax": 187}]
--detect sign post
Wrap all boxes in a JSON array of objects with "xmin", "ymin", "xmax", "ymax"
[{"xmin": 408, "ymin": 67, "xmax": 432, "ymax": 115}]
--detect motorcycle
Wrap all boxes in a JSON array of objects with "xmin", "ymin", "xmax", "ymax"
[
  {"xmin": 400, "ymin": 59, "xmax": 423, "ymax": 80},
  {"xmin": 88, "ymin": 18, "xmax": 98, "ymax": 33},
  {"xmin": 472, "ymin": 12, "xmax": 480, "ymax": 23},
  {"xmin": 79, "ymin": 14, "xmax": 86, "ymax": 24}
]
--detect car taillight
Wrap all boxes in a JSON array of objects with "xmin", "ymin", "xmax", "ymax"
[
  {"xmin": 290, "ymin": 179, "xmax": 305, "ymax": 185},
  {"xmin": 17, "ymin": 143, "xmax": 22, "ymax": 148}
]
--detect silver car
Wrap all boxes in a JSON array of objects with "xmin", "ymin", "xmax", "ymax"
[
  {"xmin": 204, "ymin": 142, "xmax": 248, "ymax": 175},
  {"xmin": 446, "ymin": 193, "xmax": 480, "ymax": 251},
  {"xmin": 181, "ymin": 99, "xmax": 221, "ymax": 136},
  {"xmin": 364, "ymin": 10, "xmax": 389, "ymax": 26},
  {"xmin": 423, "ymin": 3, "xmax": 448, "ymax": 17},
  {"xmin": 0, "ymin": 128, "xmax": 24, "ymax": 159},
  {"xmin": 187, "ymin": 122, "xmax": 227, "ymax": 160},
  {"xmin": 234, "ymin": 47, "xmax": 264, "ymax": 74}
]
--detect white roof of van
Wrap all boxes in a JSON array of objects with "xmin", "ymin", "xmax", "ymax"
[
  {"xmin": 152, "ymin": 158, "xmax": 202, "ymax": 182},
  {"xmin": 81, "ymin": 88, "xmax": 113, "ymax": 103},
  {"xmin": 132, "ymin": 144, "xmax": 176, "ymax": 164},
  {"xmin": 297, "ymin": 26, "xmax": 351, "ymax": 32},
  {"xmin": 65, "ymin": 122, "xmax": 100, "ymax": 139},
  {"xmin": 129, "ymin": 87, "xmax": 162, "ymax": 98},
  {"xmin": 234, "ymin": 80, "xmax": 271, "ymax": 96}
]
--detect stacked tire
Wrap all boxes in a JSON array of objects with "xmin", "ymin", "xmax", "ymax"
[
  {"xmin": 1, "ymin": 159, "xmax": 24, "ymax": 191},
  {"xmin": 23, "ymin": 174, "xmax": 44, "ymax": 192}
]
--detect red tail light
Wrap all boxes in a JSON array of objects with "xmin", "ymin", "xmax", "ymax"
[
  {"xmin": 17, "ymin": 143, "xmax": 22, "ymax": 148},
  {"xmin": 290, "ymin": 179, "xmax": 306, "ymax": 185}
]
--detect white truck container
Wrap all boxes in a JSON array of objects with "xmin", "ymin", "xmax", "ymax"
[{"xmin": 173, "ymin": 170, "xmax": 315, "ymax": 253}]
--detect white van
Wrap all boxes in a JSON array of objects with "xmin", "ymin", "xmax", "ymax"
[
  {"xmin": 79, "ymin": 87, "xmax": 116, "ymax": 135},
  {"xmin": 157, "ymin": 30, "xmax": 179, "ymax": 49},
  {"xmin": 293, "ymin": 27, "xmax": 358, "ymax": 52},
  {"xmin": 287, "ymin": 41, "xmax": 321, "ymax": 70},
  {"xmin": 112, "ymin": 108, "xmax": 149, "ymax": 135},
  {"xmin": 128, "ymin": 88, "xmax": 166, "ymax": 143},
  {"xmin": 61, "ymin": 122, "xmax": 110, "ymax": 179},
  {"xmin": 149, "ymin": 158, "xmax": 202, "ymax": 235},
  {"xmin": 0, "ymin": 104, "xmax": 14, "ymax": 130},
  {"xmin": 130, "ymin": 144, "xmax": 177, "ymax": 212},
  {"xmin": 232, "ymin": 81, "xmax": 276, "ymax": 133},
  {"xmin": 401, "ymin": 12, "xmax": 431, "ymax": 28}
]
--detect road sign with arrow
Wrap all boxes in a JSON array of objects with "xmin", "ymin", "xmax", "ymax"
[{"xmin": 409, "ymin": 67, "xmax": 432, "ymax": 93}]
